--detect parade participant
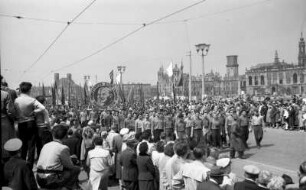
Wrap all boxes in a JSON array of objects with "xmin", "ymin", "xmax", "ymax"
[
  {"xmin": 80, "ymin": 126, "xmax": 95, "ymax": 165},
  {"xmin": 101, "ymin": 110, "xmax": 113, "ymax": 131},
  {"xmin": 120, "ymin": 136, "xmax": 138, "ymax": 190},
  {"xmin": 136, "ymin": 130, "xmax": 153, "ymax": 156},
  {"xmin": 196, "ymin": 166, "xmax": 224, "ymax": 190},
  {"xmin": 165, "ymin": 112, "xmax": 175, "ymax": 141},
  {"xmin": 185, "ymin": 112, "xmax": 194, "ymax": 139},
  {"xmin": 118, "ymin": 109, "xmax": 126, "ymax": 130},
  {"xmin": 210, "ymin": 111, "xmax": 222, "ymax": 148},
  {"xmin": 124, "ymin": 113, "xmax": 135, "ymax": 132},
  {"xmin": 225, "ymin": 109, "xmax": 235, "ymax": 146},
  {"xmin": 238, "ymin": 110, "xmax": 250, "ymax": 149},
  {"xmin": 152, "ymin": 112, "xmax": 165, "ymax": 142},
  {"xmin": 191, "ymin": 111, "xmax": 204, "ymax": 145},
  {"xmin": 3, "ymin": 138, "xmax": 38, "ymax": 190},
  {"xmin": 172, "ymin": 147, "xmax": 210, "ymax": 190},
  {"xmin": 137, "ymin": 142, "xmax": 156, "ymax": 190},
  {"xmin": 251, "ymin": 110, "xmax": 265, "ymax": 148},
  {"xmin": 36, "ymin": 124, "xmax": 80, "ymax": 189},
  {"xmin": 14, "ymin": 81, "xmax": 46, "ymax": 169},
  {"xmin": 135, "ymin": 114, "xmax": 144, "ymax": 134},
  {"xmin": 86, "ymin": 137, "xmax": 113, "ymax": 190},
  {"xmin": 35, "ymin": 95, "xmax": 51, "ymax": 157},
  {"xmin": 175, "ymin": 113, "xmax": 187, "ymax": 140},
  {"xmin": 234, "ymin": 165, "xmax": 261, "ymax": 190},
  {"xmin": 143, "ymin": 113, "xmax": 152, "ymax": 133},
  {"xmin": 229, "ymin": 112, "xmax": 246, "ymax": 159}
]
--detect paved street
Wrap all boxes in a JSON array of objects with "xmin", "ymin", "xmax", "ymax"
[{"xmin": 231, "ymin": 127, "xmax": 306, "ymax": 183}]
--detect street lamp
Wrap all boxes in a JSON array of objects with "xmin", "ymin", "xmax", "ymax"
[
  {"xmin": 195, "ymin": 43, "xmax": 210, "ymax": 100},
  {"xmin": 117, "ymin": 66, "xmax": 126, "ymax": 86}
]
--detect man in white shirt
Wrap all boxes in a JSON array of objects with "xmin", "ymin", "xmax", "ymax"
[
  {"xmin": 36, "ymin": 124, "xmax": 80, "ymax": 189},
  {"xmin": 14, "ymin": 82, "xmax": 45, "ymax": 169},
  {"xmin": 86, "ymin": 137, "xmax": 113, "ymax": 190}
]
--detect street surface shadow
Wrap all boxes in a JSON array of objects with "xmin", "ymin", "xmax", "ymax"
[{"xmin": 248, "ymin": 143, "xmax": 274, "ymax": 149}]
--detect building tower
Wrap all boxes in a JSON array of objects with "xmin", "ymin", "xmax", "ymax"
[
  {"xmin": 298, "ymin": 32, "xmax": 306, "ymax": 66},
  {"xmin": 274, "ymin": 50, "xmax": 280, "ymax": 64},
  {"xmin": 226, "ymin": 55, "xmax": 239, "ymax": 78}
]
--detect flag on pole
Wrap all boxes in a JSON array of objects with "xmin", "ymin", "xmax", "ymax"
[
  {"xmin": 156, "ymin": 82, "xmax": 159, "ymax": 100},
  {"xmin": 127, "ymin": 86, "xmax": 134, "ymax": 105},
  {"xmin": 51, "ymin": 85, "xmax": 56, "ymax": 107},
  {"xmin": 109, "ymin": 70, "xmax": 114, "ymax": 85},
  {"xmin": 42, "ymin": 83, "xmax": 46, "ymax": 97},
  {"xmin": 176, "ymin": 72, "xmax": 183, "ymax": 87},
  {"xmin": 115, "ymin": 73, "xmax": 121, "ymax": 84},
  {"xmin": 61, "ymin": 85, "xmax": 65, "ymax": 105},
  {"xmin": 84, "ymin": 83, "xmax": 88, "ymax": 105},
  {"xmin": 166, "ymin": 62, "xmax": 173, "ymax": 77}
]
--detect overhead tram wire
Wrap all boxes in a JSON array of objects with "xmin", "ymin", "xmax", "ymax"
[
  {"xmin": 42, "ymin": 0, "xmax": 206, "ymax": 78},
  {"xmin": 1, "ymin": 0, "xmax": 271, "ymax": 26},
  {"xmin": 18, "ymin": 0, "xmax": 98, "ymax": 80}
]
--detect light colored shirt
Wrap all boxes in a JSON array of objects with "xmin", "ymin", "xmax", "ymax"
[
  {"xmin": 251, "ymin": 115, "xmax": 264, "ymax": 126},
  {"xmin": 14, "ymin": 93, "xmax": 45, "ymax": 123},
  {"xmin": 86, "ymin": 146, "xmax": 113, "ymax": 172},
  {"xmin": 37, "ymin": 140, "xmax": 74, "ymax": 177},
  {"xmin": 172, "ymin": 160, "xmax": 210, "ymax": 190}
]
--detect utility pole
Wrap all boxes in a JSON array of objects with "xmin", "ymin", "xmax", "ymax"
[{"xmin": 187, "ymin": 51, "xmax": 192, "ymax": 101}]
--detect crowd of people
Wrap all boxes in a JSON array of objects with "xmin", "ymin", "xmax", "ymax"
[{"xmin": 1, "ymin": 76, "xmax": 306, "ymax": 190}]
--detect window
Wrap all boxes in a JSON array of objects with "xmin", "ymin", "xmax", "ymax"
[
  {"xmin": 260, "ymin": 76, "xmax": 265, "ymax": 85},
  {"xmin": 249, "ymin": 76, "xmax": 252, "ymax": 85},
  {"xmin": 255, "ymin": 76, "xmax": 258, "ymax": 85},
  {"xmin": 279, "ymin": 79, "xmax": 283, "ymax": 84},
  {"xmin": 293, "ymin": 73, "xmax": 298, "ymax": 84},
  {"xmin": 301, "ymin": 74, "xmax": 304, "ymax": 83}
]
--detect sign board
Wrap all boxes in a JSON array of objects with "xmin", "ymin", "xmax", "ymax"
[{"xmin": 90, "ymin": 82, "xmax": 116, "ymax": 108}]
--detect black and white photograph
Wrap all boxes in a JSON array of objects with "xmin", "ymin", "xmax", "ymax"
[{"xmin": 0, "ymin": 0, "xmax": 306, "ymax": 189}]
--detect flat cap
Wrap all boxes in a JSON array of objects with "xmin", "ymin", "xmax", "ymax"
[
  {"xmin": 119, "ymin": 128, "xmax": 129, "ymax": 136},
  {"xmin": 216, "ymin": 158, "xmax": 231, "ymax": 168},
  {"xmin": 243, "ymin": 165, "xmax": 260, "ymax": 175},
  {"xmin": 4, "ymin": 138, "xmax": 22, "ymax": 152}
]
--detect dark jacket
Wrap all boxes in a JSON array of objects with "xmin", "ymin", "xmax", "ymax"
[
  {"xmin": 4, "ymin": 156, "xmax": 38, "ymax": 190},
  {"xmin": 234, "ymin": 179, "xmax": 264, "ymax": 190},
  {"xmin": 136, "ymin": 155, "xmax": 155, "ymax": 181},
  {"xmin": 197, "ymin": 180, "xmax": 222, "ymax": 190},
  {"xmin": 120, "ymin": 147, "xmax": 138, "ymax": 181},
  {"xmin": 62, "ymin": 135, "xmax": 81, "ymax": 159}
]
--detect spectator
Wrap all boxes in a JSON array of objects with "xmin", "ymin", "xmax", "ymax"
[
  {"xmin": 257, "ymin": 170, "xmax": 273, "ymax": 189},
  {"xmin": 3, "ymin": 138, "xmax": 38, "ymax": 190},
  {"xmin": 216, "ymin": 157, "xmax": 238, "ymax": 190},
  {"xmin": 137, "ymin": 142, "xmax": 156, "ymax": 190},
  {"xmin": 196, "ymin": 166, "xmax": 224, "ymax": 190},
  {"xmin": 234, "ymin": 165, "xmax": 262, "ymax": 190},
  {"xmin": 14, "ymin": 82, "xmax": 46, "ymax": 169},
  {"xmin": 158, "ymin": 142, "xmax": 175, "ymax": 190},
  {"xmin": 36, "ymin": 124, "xmax": 80, "ymax": 189},
  {"xmin": 172, "ymin": 147, "xmax": 210, "ymax": 190},
  {"xmin": 267, "ymin": 176, "xmax": 285, "ymax": 190},
  {"xmin": 86, "ymin": 137, "xmax": 113, "ymax": 190}
]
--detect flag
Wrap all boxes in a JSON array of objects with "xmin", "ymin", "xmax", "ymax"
[
  {"xmin": 109, "ymin": 70, "xmax": 114, "ymax": 85},
  {"xmin": 156, "ymin": 82, "xmax": 159, "ymax": 100},
  {"xmin": 42, "ymin": 83, "xmax": 46, "ymax": 97},
  {"xmin": 127, "ymin": 86, "xmax": 134, "ymax": 105},
  {"xmin": 51, "ymin": 85, "xmax": 56, "ymax": 107},
  {"xmin": 61, "ymin": 85, "xmax": 65, "ymax": 105},
  {"xmin": 115, "ymin": 73, "xmax": 121, "ymax": 84},
  {"xmin": 84, "ymin": 83, "xmax": 88, "ymax": 105},
  {"xmin": 173, "ymin": 83, "xmax": 177, "ymax": 103},
  {"xmin": 68, "ymin": 81, "xmax": 71, "ymax": 107},
  {"xmin": 166, "ymin": 62, "xmax": 173, "ymax": 77},
  {"xmin": 176, "ymin": 72, "xmax": 183, "ymax": 87},
  {"xmin": 138, "ymin": 84, "xmax": 145, "ymax": 108}
]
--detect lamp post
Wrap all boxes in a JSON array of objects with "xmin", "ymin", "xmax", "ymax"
[
  {"xmin": 117, "ymin": 66, "xmax": 126, "ymax": 86},
  {"xmin": 195, "ymin": 43, "xmax": 210, "ymax": 100}
]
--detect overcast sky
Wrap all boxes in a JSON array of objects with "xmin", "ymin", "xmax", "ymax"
[{"xmin": 1, "ymin": 0, "xmax": 305, "ymax": 89}]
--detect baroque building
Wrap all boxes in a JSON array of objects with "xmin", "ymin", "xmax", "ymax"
[{"xmin": 245, "ymin": 34, "xmax": 306, "ymax": 95}]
